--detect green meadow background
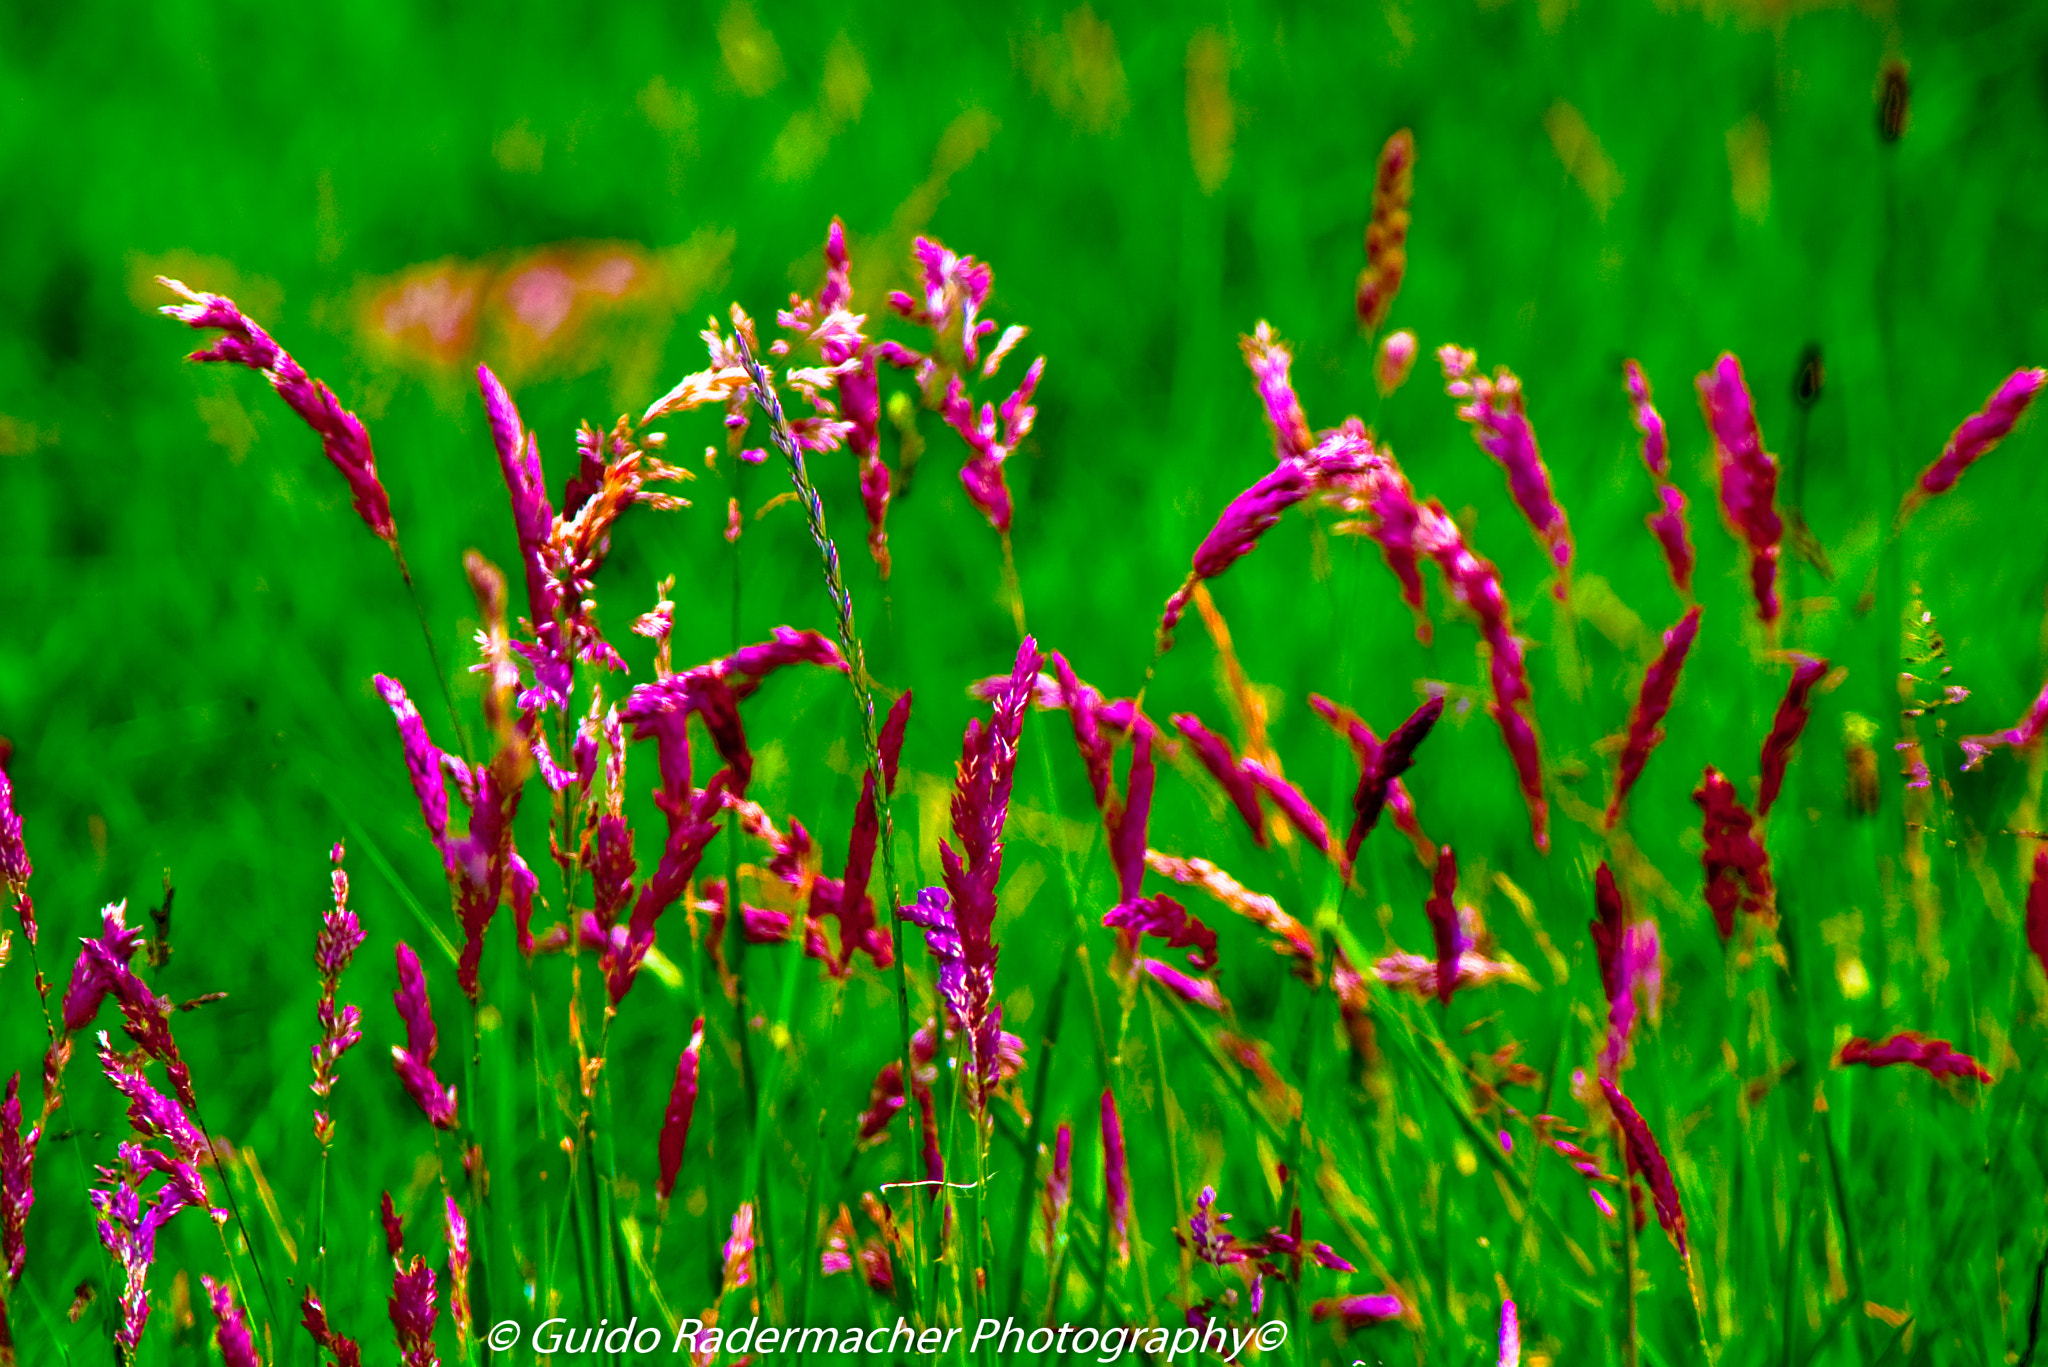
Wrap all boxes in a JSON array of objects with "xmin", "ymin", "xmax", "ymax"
[{"xmin": 3, "ymin": 0, "xmax": 2047, "ymax": 1362}]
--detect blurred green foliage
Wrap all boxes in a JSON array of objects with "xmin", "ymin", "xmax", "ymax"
[{"xmin": 3, "ymin": 0, "xmax": 2047, "ymax": 1362}]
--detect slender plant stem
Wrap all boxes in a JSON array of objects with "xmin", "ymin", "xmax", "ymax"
[{"xmin": 735, "ymin": 332, "xmax": 927, "ymax": 1321}]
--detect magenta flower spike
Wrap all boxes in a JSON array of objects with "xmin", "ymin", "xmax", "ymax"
[
  {"xmin": 1142, "ymin": 958, "xmax": 1228, "ymax": 1011},
  {"xmin": 1311, "ymin": 1293, "xmax": 1405, "ymax": 1330},
  {"xmin": 159, "ymin": 279, "xmax": 397, "ymax": 547},
  {"xmin": 445, "ymin": 1196, "xmax": 472, "ymax": 1349},
  {"xmin": 389, "ymin": 1253, "xmax": 440, "ymax": 1367},
  {"xmin": 203, "ymin": 1274, "xmax": 263, "ymax": 1367},
  {"xmin": 1904, "ymin": 366, "xmax": 2046, "ymax": 514},
  {"xmin": 1040, "ymin": 1122, "xmax": 1073, "ymax": 1255},
  {"xmin": 1838, "ymin": 1032, "xmax": 1993, "ymax": 1085},
  {"xmin": 1605, "ymin": 605, "xmax": 1702, "ymax": 829},
  {"xmin": 0, "ymin": 765, "xmax": 29, "ymax": 898},
  {"xmin": 656, "ymin": 1016, "xmax": 704, "ymax": 1204},
  {"xmin": 2028, "ymin": 848, "xmax": 2048, "ymax": 985},
  {"xmin": 1693, "ymin": 767, "xmax": 1772, "ymax": 940},
  {"xmin": 1244, "ymin": 761, "xmax": 1334, "ymax": 858},
  {"xmin": 62, "ymin": 903, "xmax": 198, "ymax": 1111},
  {"xmin": 1590, "ymin": 865, "xmax": 1658, "ymax": 1076},
  {"xmin": 1695, "ymin": 352, "xmax": 1783, "ymax": 626},
  {"xmin": 1101, "ymin": 1087, "xmax": 1132, "ymax": 1266},
  {"xmin": 1375, "ymin": 330, "xmax": 1419, "ymax": 398},
  {"xmin": 301, "ymin": 1288, "xmax": 365, "ymax": 1367},
  {"xmin": 1425, "ymin": 846, "xmax": 1467, "ymax": 1006},
  {"xmin": 389, "ymin": 943, "xmax": 457, "ymax": 1131},
  {"xmin": 905, "ymin": 638, "xmax": 1040, "ymax": 1113},
  {"xmin": 1104, "ymin": 893, "xmax": 1218, "ymax": 972},
  {"xmin": 1756, "ymin": 653, "xmax": 1829, "ymax": 816},
  {"xmin": 806, "ymin": 690, "xmax": 911, "ymax": 977},
  {"xmin": 1959, "ymin": 676, "xmax": 2048, "ymax": 771},
  {"xmin": 1160, "ymin": 463, "xmax": 1316, "ymax": 639},
  {"xmin": 1311, "ymin": 695, "xmax": 1432, "ymax": 862},
  {"xmin": 476, "ymin": 363, "xmax": 570, "ymax": 710},
  {"xmin": 1499, "ymin": 1300, "xmax": 1521, "ymax": 1367},
  {"xmin": 1346, "ymin": 694, "xmax": 1444, "ymax": 862},
  {"xmin": 1442, "ymin": 345, "xmax": 1573, "ymax": 597},
  {"xmin": 2, "ymin": 1072, "xmax": 39, "ymax": 1283},
  {"xmin": 1242, "ymin": 322, "xmax": 1315, "ymax": 461},
  {"xmin": 723, "ymin": 1202, "xmax": 758, "ymax": 1294},
  {"xmin": 1625, "ymin": 361, "xmax": 1695, "ymax": 594},
  {"xmin": 1171, "ymin": 713, "xmax": 1269, "ymax": 844},
  {"xmin": 1600, "ymin": 1077, "xmax": 1687, "ymax": 1257},
  {"xmin": 312, "ymin": 842, "xmax": 367, "ymax": 1146}
]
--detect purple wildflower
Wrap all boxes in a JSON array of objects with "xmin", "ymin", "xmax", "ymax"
[
  {"xmin": 61, "ymin": 903, "xmax": 197, "ymax": 1111},
  {"xmin": 92, "ymin": 1180, "xmax": 160, "ymax": 1350},
  {"xmin": 1606, "ymin": 605, "xmax": 1702, "ymax": 829},
  {"xmin": 1161, "ymin": 463, "xmax": 1315, "ymax": 638},
  {"xmin": 445, "ymin": 1196, "xmax": 471, "ymax": 1349},
  {"xmin": 1959, "ymin": 676, "xmax": 2048, "ymax": 771},
  {"xmin": 159, "ymin": 279, "xmax": 397, "ymax": 546},
  {"xmin": 1757, "ymin": 653, "xmax": 1829, "ymax": 816},
  {"xmin": 1500, "ymin": 1300, "xmax": 1521, "ymax": 1367},
  {"xmin": 1600, "ymin": 1077, "xmax": 1687, "ymax": 1257},
  {"xmin": 1426, "ymin": 846, "xmax": 1467, "ymax": 1005},
  {"xmin": 477, "ymin": 363, "xmax": 571, "ymax": 710},
  {"xmin": 1187, "ymin": 1187, "xmax": 1244, "ymax": 1266},
  {"xmin": 389, "ymin": 943, "xmax": 457, "ymax": 1130},
  {"xmin": 1103, "ymin": 893, "xmax": 1218, "ymax": 972},
  {"xmin": 1696, "ymin": 352, "xmax": 1783, "ymax": 626},
  {"xmin": 204, "ymin": 1274, "xmax": 262, "ymax": 1367},
  {"xmin": 1906, "ymin": 367, "xmax": 2046, "ymax": 509},
  {"xmin": 1693, "ymin": 767, "xmax": 1772, "ymax": 940},
  {"xmin": 1039, "ymin": 1123, "xmax": 1073, "ymax": 1255},
  {"xmin": 301, "ymin": 1288, "xmax": 365, "ymax": 1367},
  {"xmin": 1442, "ymin": 345, "xmax": 1573, "ymax": 597},
  {"xmin": 1101, "ymin": 1087, "xmax": 1131, "ymax": 1266},
  {"xmin": 1838, "ymin": 1032, "xmax": 1993, "ymax": 1085},
  {"xmin": 656, "ymin": 1017, "xmax": 704, "ymax": 1205},
  {"xmin": 1243, "ymin": 323, "xmax": 1315, "ymax": 461},
  {"xmin": 312, "ymin": 842, "xmax": 366, "ymax": 1146},
  {"xmin": 888, "ymin": 236, "xmax": 996, "ymax": 363},
  {"xmin": 1625, "ymin": 361, "xmax": 1695, "ymax": 594},
  {"xmin": 2, "ymin": 1073, "xmax": 39, "ymax": 1283}
]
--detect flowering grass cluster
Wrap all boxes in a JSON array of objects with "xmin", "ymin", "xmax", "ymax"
[{"xmin": 3, "ymin": 97, "xmax": 2047, "ymax": 1367}]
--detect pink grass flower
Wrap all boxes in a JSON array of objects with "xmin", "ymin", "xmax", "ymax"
[
  {"xmin": 0, "ymin": 765, "xmax": 29, "ymax": 897},
  {"xmin": 656, "ymin": 1017, "xmax": 704, "ymax": 1204},
  {"xmin": 444, "ymin": 1196, "xmax": 471, "ymax": 1349},
  {"xmin": 1599, "ymin": 1078, "xmax": 1687, "ymax": 1257},
  {"xmin": 312, "ymin": 843, "xmax": 366, "ymax": 1146},
  {"xmin": 806, "ymin": 691, "xmax": 911, "ymax": 977},
  {"xmin": 301, "ymin": 1288, "xmax": 364, "ymax": 1367},
  {"xmin": 1442, "ymin": 345, "xmax": 1573, "ymax": 597},
  {"xmin": 389, "ymin": 1253, "xmax": 439, "ymax": 1367},
  {"xmin": 2, "ymin": 1073, "xmax": 39, "ymax": 1282},
  {"xmin": 1606, "ymin": 605, "xmax": 1702, "ymax": 829},
  {"xmin": 1145, "ymin": 851, "xmax": 1317, "ymax": 976},
  {"xmin": 1959, "ymin": 676, "xmax": 2048, "ymax": 771},
  {"xmin": 1244, "ymin": 761, "xmax": 1334, "ymax": 857},
  {"xmin": 1142, "ymin": 958, "xmax": 1229, "ymax": 1011},
  {"xmin": 1838, "ymin": 1031, "xmax": 1993, "ymax": 1085},
  {"xmin": 159, "ymin": 279, "xmax": 396, "ymax": 546},
  {"xmin": 1425, "ymin": 846, "xmax": 1467, "ymax": 1005},
  {"xmin": 1374, "ymin": 951, "xmax": 1530, "ymax": 996},
  {"xmin": 1101, "ymin": 1087, "xmax": 1132, "ymax": 1266},
  {"xmin": 904, "ymin": 639, "xmax": 1040, "ymax": 1113},
  {"xmin": 62, "ymin": 903, "xmax": 198, "ymax": 1111},
  {"xmin": 389, "ymin": 943, "xmax": 457, "ymax": 1130},
  {"xmin": 722, "ymin": 1203, "xmax": 757, "ymax": 1294},
  {"xmin": 1624, "ymin": 362, "xmax": 1696, "ymax": 595},
  {"xmin": 1346, "ymin": 695, "xmax": 1444, "ymax": 863},
  {"xmin": 1312, "ymin": 1292, "xmax": 1406, "ymax": 1331},
  {"xmin": 1242, "ymin": 322, "xmax": 1316, "ymax": 461},
  {"xmin": 1039, "ymin": 1122, "xmax": 1073, "ymax": 1255},
  {"xmin": 1172, "ymin": 713, "xmax": 1269, "ymax": 844},
  {"xmin": 1756, "ymin": 653, "xmax": 1829, "ymax": 816},
  {"xmin": 1692, "ymin": 767, "xmax": 1773, "ymax": 940},
  {"xmin": 1355, "ymin": 129, "xmax": 1415, "ymax": 336},
  {"xmin": 1103, "ymin": 893, "xmax": 1218, "ymax": 972},
  {"xmin": 1375, "ymin": 330, "xmax": 1418, "ymax": 397},
  {"xmin": 1591, "ymin": 866, "xmax": 1660, "ymax": 1076},
  {"xmin": 1311, "ymin": 695, "xmax": 1433, "ymax": 865},
  {"xmin": 1696, "ymin": 353, "xmax": 1783, "ymax": 626},
  {"xmin": 1906, "ymin": 367, "xmax": 2046, "ymax": 508},
  {"xmin": 1500, "ymin": 1299, "xmax": 1521, "ymax": 1367},
  {"xmin": 203, "ymin": 1274, "xmax": 262, "ymax": 1367}
]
